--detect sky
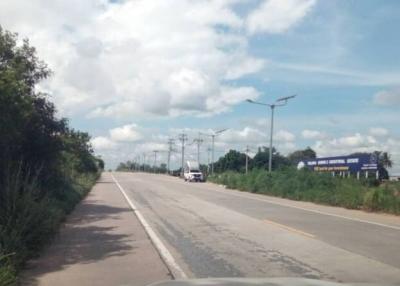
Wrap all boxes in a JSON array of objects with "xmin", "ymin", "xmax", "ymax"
[{"xmin": 1, "ymin": 0, "xmax": 399, "ymax": 174}]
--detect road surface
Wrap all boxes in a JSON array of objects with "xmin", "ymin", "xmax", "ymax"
[{"xmin": 112, "ymin": 172, "xmax": 400, "ymax": 284}]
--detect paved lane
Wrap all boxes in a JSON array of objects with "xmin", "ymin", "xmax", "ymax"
[{"xmin": 113, "ymin": 172, "xmax": 400, "ymax": 283}]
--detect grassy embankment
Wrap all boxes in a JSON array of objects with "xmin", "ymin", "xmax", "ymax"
[
  {"xmin": 0, "ymin": 170, "xmax": 100, "ymax": 286},
  {"xmin": 0, "ymin": 26, "xmax": 103, "ymax": 286},
  {"xmin": 209, "ymin": 168, "xmax": 400, "ymax": 215}
]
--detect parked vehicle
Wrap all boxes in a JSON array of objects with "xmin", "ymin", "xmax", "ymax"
[{"xmin": 183, "ymin": 161, "xmax": 204, "ymax": 182}]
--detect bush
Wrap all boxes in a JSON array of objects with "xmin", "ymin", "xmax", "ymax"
[
  {"xmin": 209, "ymin": 169, "xmax": 399, "ymax": 215},
  {"xmin": 363, "ymin": 183, "xmax": 400, "ymax": 214},
  {"xmin": 0, "ymin": 26, "xmax": 102, "ymax": 284},
  {"xmin": 0, "ymin": 255, "xmax": 16, "ymax": 286}
]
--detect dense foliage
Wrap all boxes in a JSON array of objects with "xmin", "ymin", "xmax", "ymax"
[
  {"xmin": 0, "ymin": 27, "xmax": 103, "ymax": 285},
  {"xmin": 209, "ymin": 169, "xmax": 400, "ymax": 214}
]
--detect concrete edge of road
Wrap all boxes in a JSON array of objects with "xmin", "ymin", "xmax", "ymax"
[{"xmin": 111, "ymin": 173, "xmax": 188, "ymax": 280}]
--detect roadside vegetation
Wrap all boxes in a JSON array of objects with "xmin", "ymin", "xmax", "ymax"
[
  {"xmin": 209, "ymin": 169, "xmax": 400, "ymax": 214},
  {"xmin": 208, "ymin": 148, "xmax": 399, "ymax": 215},
  {"xmin": 0, "ymin": 27, "xmax": 103, "ymax": 285}
]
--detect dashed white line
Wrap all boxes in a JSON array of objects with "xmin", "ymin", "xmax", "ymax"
[{"xmin": 111, "ymin": 173, "xmax": 187, "ymax": 279}]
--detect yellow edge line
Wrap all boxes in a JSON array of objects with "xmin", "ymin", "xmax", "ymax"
[{"xmin": 264, "ymin": 219, "xmax": 315, "ymax": 239}]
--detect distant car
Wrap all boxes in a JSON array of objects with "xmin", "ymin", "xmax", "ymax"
[{"xmin": 183, "ymin": 161, "xmax": 204, "ymax": 182}]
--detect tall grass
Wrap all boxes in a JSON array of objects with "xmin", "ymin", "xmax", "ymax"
[
  {"xmin": 209, "ymin": 168, "xmax": 400, "ymax": 214},
  {"xmin": 0, "ymin": 165, "xmax": 100, "ymax": 285}
]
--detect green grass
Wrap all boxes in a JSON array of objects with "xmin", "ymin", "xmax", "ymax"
[
  {"xmin": 209, "ymin": 169, "xmax": 400, "ymax": 215},
  {"xmin": 0, "ymin": 170, "xmax": 100, "ymax": 286}
]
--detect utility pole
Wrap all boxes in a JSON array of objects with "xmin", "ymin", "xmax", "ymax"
[
  {"xmin": 200, "ymin": 129, "xmax": 227, "ymax": 175},
  {"xmin": 247, "ymin": 95, "xmax": 296, "ymax": 172},
  {"xmin": 167, "ymin": 139, "xmax": 175, "ymax": 174},
  {"xmin": 193, "ymin": 133, "xmax": 203, "ymax": 164},
  {"xmin": 143, "ymin": 153, "xmax": 146, "ymax": 172},
  {"xmin": 153, "ymin": 150, "xmax": 158, "ymax": 173},
  {"xmin": 207, "ymin": 147, "xmax": 212, "ymax": 174},
  {"xmin": 178, "ymin": 134, "xmax": 188, "ymax": 177},
  {"xmin": 245, "ymin": 145, "xmax": 250, "ymax": 174}
]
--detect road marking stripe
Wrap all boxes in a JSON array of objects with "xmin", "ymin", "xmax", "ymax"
[
  {"xmin": 205, "ymin": 186, "xmax": 400, "ymax": 231},
  {"xmin": 264, "ymin": 219, "xmax": 315, "ymax": 238},
  {"xmin": 111, "ymin": 173, "xmax": 187, "ymax": 279}
]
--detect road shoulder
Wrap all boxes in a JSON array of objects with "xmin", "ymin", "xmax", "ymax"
[{"xmin": 20, "ymin": 172, "xmax": 172, "ymax": 286}]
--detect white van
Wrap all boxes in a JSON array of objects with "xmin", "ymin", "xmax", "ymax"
[{"xmin": 183, "ymin": 161, "xmax": 204, "ymax": 182}]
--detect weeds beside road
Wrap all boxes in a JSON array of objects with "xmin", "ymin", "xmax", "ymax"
[
  {"xmin": 209, "ymin": 169, "xmax": 400, "ymax": 215},
  {"xmin": 0, "ymin": 171, "xmax": 100, "ymax": 286},
  {"xmin": 0, "ymin": 27, "xmax": 103, "ymax": 286}
]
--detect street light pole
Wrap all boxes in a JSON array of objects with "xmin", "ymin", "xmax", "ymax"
[
  {"xmin": 245, "ymin": 145, "xmax": 250, "ymax": 174},
  {"xmin": 211, "ymin": 135, "xmax": 215, "ymax": 175},
  {"xmin": 153, "ymin": 150, "xmax": 158, "ymax": 173},
  {"xmin": 200, "ymin": 129, "xmax": 227, "ymax": 175},
  {"xmin": 269, "ymin": 105, "xmax": 274, "ymax": 173},
  {"xmin": 193, "ymin": 133, "xmax": 203, "ymax": 164},
  {"xmin": 167, "ymin": 139, "xmax": 174, "ymax": 175},
  {"xmin": 178, "ymin": 134, "xmax": 188, "ymax": 177},
  {"xmin": 246, "ymin": 95, "xmax": 296, "ymax": 172}
]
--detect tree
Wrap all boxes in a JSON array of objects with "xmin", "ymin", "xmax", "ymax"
[
  {"xmin": 250, "ymin": 147, "xmax": 290, "ymax": 170},
  {"xmin": 288, "ymin": 147, "xmax": 316, "ymax": 165},
  {"xmin": 214, "ymin": 150, "xmax": 247, "ymax": 173},
  {"xmin": 0, "ymin": 26, "xmax": 100, "ymax": 280}
]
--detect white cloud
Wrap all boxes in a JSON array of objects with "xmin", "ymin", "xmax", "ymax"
[
  {"xmin": 369, "ymin": 127, "xmax": 389, "ymax": 137},
  {"xmin": 275, "ymin": 130, "xmax": 295, "ymax": 142},
  {"xmin": 91, "ymin": 136, "xmax": 117, "ymax": 150},
  {"xmin": 0, "ymin": 0, "xmax": 264, "ymax": 118},
  {"xmin": 373, "ymin": 88, "xmax": 400, "ymax": 106},
  {"xmin": 224, "ymin": 56, "xmax": 265, "ymax": 80},
  {"xmin": 246, "ymin": 0, "xmax": 316, "ymax": 34},
  {"xmin": 110, "ymin": 124, "xmax": 142, "ymax": 142},
  {"xmin": 219, "ymin": 127, "xmax": 266, "ymax": 143},
  {"xmin": 313, "ymin": 133, "xmax": 382, "ymax": 156},
  {"xmin": 301, "ymin": 129, "xmax": 327, "ymax": 140}
]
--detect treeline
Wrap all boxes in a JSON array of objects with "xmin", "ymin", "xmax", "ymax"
[
  {"xmin": 0, "ymin": 27, "xmax": 103, "ymax": 285},
  {"xmin": 116, "ymin": 162, "xmax": 167, "ymax": 174}
]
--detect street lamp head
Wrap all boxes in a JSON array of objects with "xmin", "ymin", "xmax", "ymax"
[
  {"xmin": 277, "ymin": 94, "xmax": 297, "ymax": 102},
  {"xmin": 246, "ymin": 99, "xmax": 255, "ymax": 103},
  {"xmin": 216, "ymin": 128, "xmax": 228, "ymax": 134}
]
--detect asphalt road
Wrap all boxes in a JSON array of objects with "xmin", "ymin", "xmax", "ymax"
[{"xmin": 112, "ymin": 172, "xmax": 400, "ymax": 284}]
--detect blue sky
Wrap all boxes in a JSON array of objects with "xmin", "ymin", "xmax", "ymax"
[{"xmin": 1, "ymin": 0, "xmax": 399, "ymax": 173}]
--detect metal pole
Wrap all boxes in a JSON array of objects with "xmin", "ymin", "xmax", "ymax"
[
  {"xmin": 207, "ymin": 147, "xmax": 211, "ymax": 174},
  {"xmin": 194, "ymin": 134, "xmax": 203, "ymax": 164},
  {"xmin": 167, "ymin": 139, "xmax": 174, "ymax": 175},
  {"xmin": 179, "ymin": 134, "xmax": 187, "ymax": 177},
  {"xmin": 153, "ymin": 151, "xmax": 158, "ymax": 173},
  {"xmin": 269, "ymin": 105, "xmax": 275, "ymax": 172},
  {"xmin": 245, "ymin": 145, "xmax": 249, "ymax": 174},
  {"xmin": 211, "ymin": 135, "xmax": 215, "ymax": 175}
]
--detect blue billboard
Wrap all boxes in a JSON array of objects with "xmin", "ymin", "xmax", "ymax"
[{"xmin": 298, "ymin": 154, "xmax": 378, "ymax": 173}]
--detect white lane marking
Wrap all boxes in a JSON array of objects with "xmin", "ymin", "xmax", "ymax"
[
  {"xmin": 111, "ymin": 173, "xmax": 187, "ymax": 279},
  {"xmin": 206, "ymin": 186, "xmax": 400, "ymax": 231}
]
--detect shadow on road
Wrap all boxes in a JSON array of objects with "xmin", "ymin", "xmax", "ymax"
[{"xmin": 20, "ymin": 198, "xmax": 136, "ymax": 285}]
